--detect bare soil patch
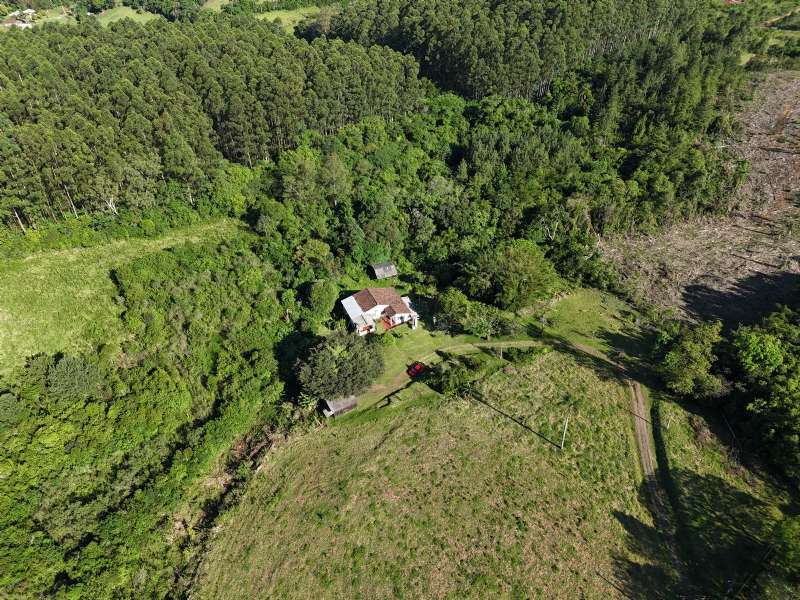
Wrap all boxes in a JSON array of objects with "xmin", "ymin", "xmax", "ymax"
[{"xmin": 602, "ymin": 71, "xmax": 800, "ymax": 326}]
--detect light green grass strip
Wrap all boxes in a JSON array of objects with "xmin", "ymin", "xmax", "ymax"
[
  {"xmin": 95, "ymin": 6, "xmax": 161, "ymax": 25},
  {"xmin": 0, "ymin": 219, "xmax": 239, "ymax": 376}
]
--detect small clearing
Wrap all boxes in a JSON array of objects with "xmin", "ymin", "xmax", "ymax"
[
  {"xmin": 256, "ymin": 6, "xmax": 320, "ymax": 31},
  {"xmin": 602, "ymin": 71, "xmax": 800, "ymax": 326},
  {"xmin": 0, "ymin": 219, "xmax": 239, "ymax": 375},
  {"xmin": 95, "ymin": 6, "xmax": 161, "ymax": 25}
]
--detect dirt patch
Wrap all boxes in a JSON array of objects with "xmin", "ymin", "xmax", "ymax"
[{"xmin": 602, "ymin": 71, "xmax": 800, "ymax": 326}]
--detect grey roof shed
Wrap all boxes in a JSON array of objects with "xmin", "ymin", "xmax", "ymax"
[
  {"xmin": 371, "ymin": 261, "xmax": 398, "ymax": 280},
  {"xmin": 323, "ymin": 396, "xmax": 358, "ymax": 418}
]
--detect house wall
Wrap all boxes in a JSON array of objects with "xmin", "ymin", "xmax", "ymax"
[
  {"xmin": 357, "ymin": 324, "xmax": 375, "ymax": 335},
  {"xmin": 363, "ymin": 305, "xmax": 387, "ymax": 320}
]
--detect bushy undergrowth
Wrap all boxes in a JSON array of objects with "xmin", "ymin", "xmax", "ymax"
[{"xmin": 0, "ymin": 238, "xmax": 296, "ymax": 597}]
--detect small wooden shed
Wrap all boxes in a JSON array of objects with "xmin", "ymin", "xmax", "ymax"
[
  {"xmin": 323, "ymin": 395, "xmax": 358, "ymax": 418},
  {"xmin": 371, "ymin": 261, "xmax": 398, "ymax": 280}
]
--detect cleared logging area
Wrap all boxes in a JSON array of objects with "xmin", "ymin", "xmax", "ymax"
[{"xmin": 602, "ymin": 71, "xmax": 800, "ymax": 326}]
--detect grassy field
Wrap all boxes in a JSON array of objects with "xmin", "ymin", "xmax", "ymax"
[
  {"xmin": 194, "ymin": 349, "xmax": 661, "ymax": 598},
  {"xmin": 202, "ymin": 0, "xmax": 230, "ymax": 11},
  {"xmin": 31, "ymin": 1, "xmax": 318, "ymax": 30},
  {"xmin": 540, "ymin": 288, "xmax": 639, "ymax": 351},
  {"xmin": 0, "ymin": 219, "xmax": 239, "ymax": 376},
  {"xmin": 36, "ymin": 6, "xmax": 75, "ymax": 25},
  {"xmin": 95, "ymin": 6, "xmax": 161, "ymax": 25},
  {"xmin": 200, "ymin": 0, "xmax": 321, "ymax": 32},
  {"xmin": 255, "ymin": 6, "xmax": 320, "ymax": 31},
  {"xmin": 32, "ymin": 5, "xmax": 161, "ymax": 27}
]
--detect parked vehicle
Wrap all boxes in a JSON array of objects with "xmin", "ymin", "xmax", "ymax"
[{"xmin": 406, "ymin": 362, "xmax": 426, "ymax": 378}]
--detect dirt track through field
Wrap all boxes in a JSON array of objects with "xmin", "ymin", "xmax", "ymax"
[
  {"xmin": 377, "ymin": 337, "xmax": 675, "ymax": 536},
  {"xmin": 628, "ymin": 381, "xmax": 672, "ymax": 530},
  {"xmin": 572, "ymin": 343, "xmax": 679, "ymax": 563},
  {"xmin": 628, "ymin": 381, "xmax": 654, "ymax": 476}
]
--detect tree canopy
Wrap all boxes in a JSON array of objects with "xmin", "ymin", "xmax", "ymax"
[{"xmin": 296, "ymin": 329, "xmax": 385, "ymax": 403}]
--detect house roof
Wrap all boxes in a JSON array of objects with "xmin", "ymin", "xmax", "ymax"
[
  {"xmin": 341, "ymin": 295, "xmax": 372, "ymax": 326},
  {"xmin": 371, "ymin": 261, "xmax": 398, "ymax": 279},
  {"xmin": 353, "ymin": 287, "xmax": 411, "ymax": 315}
]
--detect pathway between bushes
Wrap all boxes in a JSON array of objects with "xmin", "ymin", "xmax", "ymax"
[{"xmin": 365, "ymin": 339, "xmax": 543, "ymax": 402}]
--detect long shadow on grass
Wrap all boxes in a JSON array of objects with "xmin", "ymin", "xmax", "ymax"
[
  {"xmin": 531, "ymin": 328, "xmax": 626, "ymax": 382},
  {"xmin": 466, "ymin": 388, "xmax": 562, "ymax": 450},
  {"xmin": 531, "ymin": 329, "xmax": 782, "ymax": 596},
  {"xmin": 535, "ymin": 324, "xmax": 663, "ymax": 394},
  {"xmin": 612, "ymin": 470, "xmax": 777, "ymax": 599}
]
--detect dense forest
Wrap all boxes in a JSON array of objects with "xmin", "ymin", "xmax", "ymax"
[
  {"xmin": 0, "ymin": 4, "xmax": 753, "ymax": 279},
  {"xmin": 0, "ymin": 238, "xmax": 294, "ymax": 596},
  {"xmin": 0, "ymin": 1, "xmax": 798, "ymax": 597},
  {"xmin": 0, "ymin": 18, "xmax": 423, "ymax": 227},
  {"xmin": 326, "ymin": 0, "xmax": 744, "ymax": 100}
]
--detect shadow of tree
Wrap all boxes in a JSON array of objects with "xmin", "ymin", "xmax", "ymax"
[
  {"xmin": 682, "ymin": 270, "xmax": 800, "ymax": 330},
  {"xmin": 273, "ymin": 329, "xmax": 319, "ymax": 396},
  {"xmin": 612, "ymin": 504, "xmax": 683, "ymax": 599},
  {"xmin": 530, "ymin": 328, "xmax": 624, "ymax": 382},
  {"xmin": 613, "ymin": 470, "xmax": 780, "ymax": 599},
  {"xmin": 528, "ymin": 319, "xmax": 660, "ymax": 389}
]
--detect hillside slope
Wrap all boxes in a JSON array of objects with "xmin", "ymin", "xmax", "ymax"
[
  {"xmin": 194, "ymin": 351, "xmax": 671, "ymax": 598},
  {"xmin": 0, "ymin": 219, "xmax": 238, "ymax": 376}
]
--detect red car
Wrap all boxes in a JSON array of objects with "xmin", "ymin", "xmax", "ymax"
[{"xmin": 406, "ymin": 362, "xmax": 426, "ymax": 378}]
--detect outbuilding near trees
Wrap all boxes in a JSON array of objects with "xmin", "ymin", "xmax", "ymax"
[
  {"xmin": 371, "ymin": 261, "xmax": 398, "ymax": 279},
  {"xmin": 322, "ymin": 396, "xmax": 358, "ymax": 418}
]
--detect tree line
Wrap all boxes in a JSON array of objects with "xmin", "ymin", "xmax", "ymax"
[
  {"xmin": 0, "ymin": 17, "xmax": 424, "ymax": 230},
  {"xmin": 322, "ymin": 0, "xmax": 752, "ymax": 102},
  {"xmin": 659, "ymin": 304, "xmax": 800, "ymax": 491},
  {"xmin": 0, "ymin": 16, "xmax": 750, "ymax": 292},
  {"xmin": 0, "ymin": 237, "xmax": 305, "ymax": 597}
]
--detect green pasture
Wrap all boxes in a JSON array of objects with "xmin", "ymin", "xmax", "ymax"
[{"xmin": 0, "ymin": 219, "xmax": 239, "ymax": 376}]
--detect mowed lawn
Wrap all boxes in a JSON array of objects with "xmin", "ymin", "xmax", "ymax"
[
  {"xmin": 360, "ymin": 288, "xmax": 638, "ymax": 409},
  {"xmin": 0, "ymin": 219, "xmax": 239, "ymax": 375},
  {"xmin": 194, "ymin": 350, "xmax": 663, "ymax": 599}
]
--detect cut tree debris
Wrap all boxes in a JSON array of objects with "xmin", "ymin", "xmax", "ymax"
[{"xmin": 602, "ymin": 71, "xmax": 800, "ymax": 326}]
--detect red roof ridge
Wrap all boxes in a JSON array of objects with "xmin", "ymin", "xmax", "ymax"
[{"xmin": 352, "ymin": 287, "xmax": 411, "ymax": 314}]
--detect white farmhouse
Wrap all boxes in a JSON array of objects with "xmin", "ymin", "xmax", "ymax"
[{"xmin": 341, "ymin": 287, "xmax": 418, "ymax": 336}]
